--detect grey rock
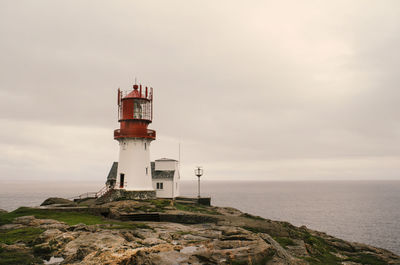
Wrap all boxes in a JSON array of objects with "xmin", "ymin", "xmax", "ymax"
[
  {"xmin": 13, "ymin": 215, "xmax": 40, "ymax": 226},
  {"xmin": 40, "ymin": 197, "xmax": 76, "ymax": 206}
]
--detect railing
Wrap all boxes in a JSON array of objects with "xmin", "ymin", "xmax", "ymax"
[
  {"xmin": 114, "ymin": 129, "xmax": 156, "ymax": 139},
  {"xmin": 69, "ymin": 185, "xmax": 113, "ymax": 201},
  {"xmin": 120, "ymin": 87, "xmax": 153, "ymax": 101},
  {"xmin": 96, "ymin": 185, "xmax": 109, "ymax": 198}
]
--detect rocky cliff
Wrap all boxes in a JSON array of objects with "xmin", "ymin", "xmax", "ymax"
[{"xmin": 0, "ymin": 199, "xmax": 399, "ymax": 265}]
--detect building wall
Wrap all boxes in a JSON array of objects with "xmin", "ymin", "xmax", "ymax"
[
  {"xmin": 116, "ymin": 138, "xmax": 153, "ymax": 191},
  {"xmin": 152, "ymin": 160, "xmax": 180, "ymax": 198},
  {"xmin": 155, "ymin": 160, "xmax": 177, "ymax": 171},
  {"xmin": 152, "ymin": 179, "xmax": 180, "ymax": 198},
  {"xmin": 152, "ymin": 179, "xmax": 173, "ymax": 198}
]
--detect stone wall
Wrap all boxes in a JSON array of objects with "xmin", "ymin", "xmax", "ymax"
[
  {"xmin": 96, "ymin": 189, "xmax": 156, "ymax": 204},
  {"xmin": 175, "ymin": 197, "xmax": 211, "ymax": 206}
]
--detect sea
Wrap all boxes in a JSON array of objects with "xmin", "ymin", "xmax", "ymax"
[{"xmin": 0, "ymin": 180, "xmax": 399, "ymax": 255}]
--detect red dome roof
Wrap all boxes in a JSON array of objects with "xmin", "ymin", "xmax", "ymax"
[{"xmin": 124, "ymin": 84, "xmax": 141, "ymax": 99}]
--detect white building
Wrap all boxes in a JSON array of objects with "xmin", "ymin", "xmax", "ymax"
[
  {"xmin": 106, "ymin": 158, "xmax": 180, "ymax": 198},
  {"xmin": 151, "ymin": 158, "xmax": 180, "ymax": 198}
]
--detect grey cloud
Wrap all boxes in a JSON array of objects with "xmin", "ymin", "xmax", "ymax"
[{"xmin": 0, "ymin": 0, "xmax": 399, "ymax": 181}]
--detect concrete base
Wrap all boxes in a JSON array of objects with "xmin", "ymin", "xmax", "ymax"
[{"xmin": 96, "ymin": 189, "xmax": 156, "ymax": 204}]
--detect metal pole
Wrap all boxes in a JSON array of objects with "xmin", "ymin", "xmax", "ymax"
[{"xmin": 198, "ymin": 176, "xmax": 200, "ymax": 198}]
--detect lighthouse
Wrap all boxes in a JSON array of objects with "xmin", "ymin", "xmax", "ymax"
[{"xmin": 114, "ymin": 83, "xmax": 156, "ymax": 192}]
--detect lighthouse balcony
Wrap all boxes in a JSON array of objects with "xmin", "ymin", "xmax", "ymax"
[{"xmin": 114, "ymin": 129, "xmax": 156, "ymax": 140}]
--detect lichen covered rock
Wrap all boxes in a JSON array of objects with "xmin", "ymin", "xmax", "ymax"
[{"xmin": 0, "ymin": 201, "xmax": 399, "ymax": 265}]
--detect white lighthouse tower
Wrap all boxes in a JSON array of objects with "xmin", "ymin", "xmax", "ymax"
[{"xmin": 114, "ymin": 83, "xmax": 156, "ymax": 192}]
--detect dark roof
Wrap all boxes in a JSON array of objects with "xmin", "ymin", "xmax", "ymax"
[
  {"xmin": 106, "ymin": 162, "xmax": 118, "ymax": 184},
  {"xmin": 106, "ymin": 162, "xmax": 174, "ymax": 182},
  {"xmin": 151, "ymin": 161, "xmax": 174, "ymax": 179}
]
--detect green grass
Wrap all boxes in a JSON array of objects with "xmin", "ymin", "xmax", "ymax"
[
  {"xmin": 0, "ymin": 207, "xmax": 105, "ymax": 226},
  {"xmin": 0, "ymin": 247, "xmax": 42, "ymax": 265},
  {"xmin": 104, "ymin": 222, "xmax": 151, "ymax": 230},
  {"xmin": 174, "ymin": 203, "xmax": 220, "ymax": 215},
  {"xmin": 301, "ymin": 232, "xmax": 340, "ymax": 265},
  {"xmin": 344, "ymin": 253, "xmax": 387, "ymax": 265},
  {"xmin": 272, "ymin": 236, "xmax": 296, "ymax": 248},
  {"xmin": 0, "ymin": 227, "xmax": 44, "ymax": 245},
  {"xmin": 0, "ymin": 207, "xmax": 150, "ymax": 230},
  {"xmin": 124, "ymin": 199, "xmax": 173, "ymax": 213},
  {"xmin": 175, "ymin": 230, "xmax": 192, "ymax": 235},
  {"xmin": 149, "ymin": 199, "xmax": 171, "ymax": 209}
]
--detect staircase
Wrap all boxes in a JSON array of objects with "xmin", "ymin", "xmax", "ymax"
[{"xmin": 70, "ymin": 186, "xmax": 114, "ymax": 202}]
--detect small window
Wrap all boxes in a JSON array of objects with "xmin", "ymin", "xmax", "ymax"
[
  {"xmin": 146, "ymin": 167, "xmax": 148, "ymax": 175},
  {"xmin": 156, "ymin": 182, "xmax": 163, "ymax": 190},
  {"xmin": 144, "ymin": 142, "xmax": 147, "ymax": 150}
]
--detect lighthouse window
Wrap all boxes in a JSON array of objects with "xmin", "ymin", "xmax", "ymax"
[
  {"xmin": 156, "ymin": 182, "xmax": 163, "ymax": 190},
  {"xmin": 146, "ymin": 167, "xmax": 148, "ymax": 175},
  {"xmin": 133, "ymin": 100, "xmax": 142, "ymax": 119},
  {"xmin": 144, "ymin": 142, "xmax": 147, "ymax": 150}
]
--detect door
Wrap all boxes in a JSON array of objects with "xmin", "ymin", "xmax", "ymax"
[{"xmin": 119, "ymin": 173, "xmax": 125, "ymax": 188}]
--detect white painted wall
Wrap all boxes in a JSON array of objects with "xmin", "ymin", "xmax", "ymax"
[
  {"xmin": 152, "ymin": 159, "xmax": 180, "ymax": 198},
  {"xmin": 116, "ymin": 138, "xmax": 154, "ymax": 191},
  {"xmin": 155, "ymin": 160, "xmax": 177, "ymax": 170},
  {"xmin": 152, "ymin": 179, "xmax": 173, "ymax": 198}
]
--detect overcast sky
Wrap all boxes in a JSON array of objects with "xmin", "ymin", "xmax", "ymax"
[{"xmin": 0, "ymin": 1, "xmax": 399, "ymax": 183}]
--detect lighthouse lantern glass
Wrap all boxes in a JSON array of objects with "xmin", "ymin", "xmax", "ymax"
[
  {"xmin": 133, "ymin": 100, "xmax": 142, "ymax": 119},
  {"xmin": 133, "ymin": 98, "xmax": 152, "ymax": 121}
]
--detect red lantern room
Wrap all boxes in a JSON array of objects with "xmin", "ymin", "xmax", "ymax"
[{"xmin": 114, "ymin": 84, "xmax": 156, "ymax": 140}]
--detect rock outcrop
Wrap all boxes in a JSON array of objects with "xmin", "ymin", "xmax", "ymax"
[
  {"xmin": 40, "ymin": 197, "xmax": 76, "ymax": 207},
  {"xmin": 1, "ymin": 199, "xmax": 399, "ymax": 265}
]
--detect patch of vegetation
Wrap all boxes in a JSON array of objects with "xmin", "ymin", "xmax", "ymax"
[
  {"xmin": 240, "ymin": 213, "xmax": 265, "ymax": 220},
  {"xmin": 227, "ymin": 253, "xmax": 275, "ymax": 265},
  {"xmin": 301, "ymin": 231, "xmax": 341, "ymax": 265},
  {"xmin": 175, "ymin": 203, "xmax": 221, "ymax": 215},
  {"xmin": 0, "ymin": 207, "xmax": 105, "ymax": 226},
  {"xmin": 0, "ymin": 207, "xmax": 150, "ymax": 231},
  {"xmin": 149, "ymin": 199, "xmax": 170, "ymax": 209},
  {"xmin": 272, "ymin": 236, "xmax": 296, "ymax": 249},
  {"xmin": 0, "ymin": 227, "xmax": 44, "ymax": 245},
  {"xmin": 255, "ymin": 253, "xmax": 275, "ymax": 265},
  {"xmin": 0, "ymin": 212, "xmax": 14, "ymax": 226},
  {"xmin": 187, "ymin": 240, "xmax": 203, "ymax": 244},
  {"xmin": 0, "ymin": 247, "xmax": 42, "ymax": 265},
  {"xmin": 105, "ymin": 222, "xmax": 151, "ymax": 230},
  {"xmin": 344, "ymin": 253, "xmax": 387, "ymax": 265},
  {"xmin": 134, "ymin": 205, "xmax": 159, "ymax": 212},
  {"xmin": 175, "ymin": 230, "xmax": 192, "ymax": 235}
]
